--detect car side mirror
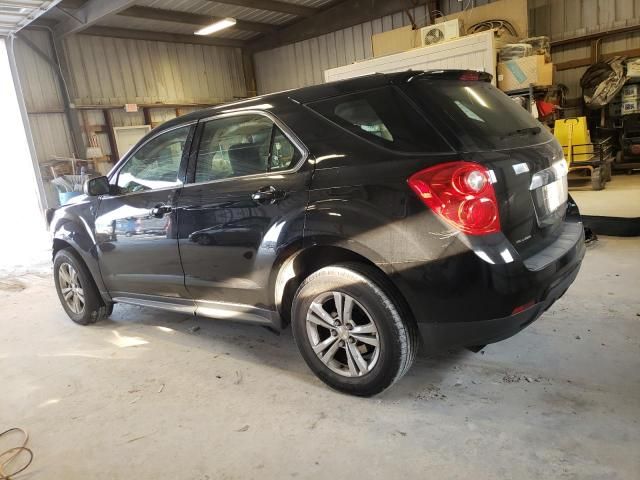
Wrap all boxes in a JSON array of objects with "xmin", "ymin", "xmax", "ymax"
[{"xmin": 83, "ymin": 176, "xmax": 111, "ymax": 196}]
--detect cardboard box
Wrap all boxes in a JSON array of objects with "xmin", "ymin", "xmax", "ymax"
[
  {"xmin": 622, "ymin": 84, "xmax": 640, "ymax": 100},
  {"xmin": 627, "ymin": 59, "xmax": 640, "ymax": 78},
  {"xmin": 372, "ymin": 26, "xmax": 419, "ymax": 58},
  {"xmin": 497, "ymin": 55, "xmax": 553, "ymax": 92},
  {"xmin": 622, "ymin": 99, "xmax": 640, "ymax": 115}
]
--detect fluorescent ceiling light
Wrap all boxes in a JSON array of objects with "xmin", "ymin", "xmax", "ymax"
[{"xmin": 195, "ymin": 18, "xmax": 236, "ymax": 36}]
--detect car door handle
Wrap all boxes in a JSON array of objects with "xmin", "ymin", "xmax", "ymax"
[
  {"xmin": 251, "ymin": 186, "xmax": 284, "ymax": 204},
  {"xmin": 150, "ymin": 204, "xmax": 173, "ymax": 218}
]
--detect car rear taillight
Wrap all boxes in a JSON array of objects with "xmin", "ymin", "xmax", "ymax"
[
  {"xmin": 459, "ymin": 71, "xmax": 481, "ymax": 81},
  {"xmin": 408, "ymin": 161, "xmax": 501, "ymax": 235}
]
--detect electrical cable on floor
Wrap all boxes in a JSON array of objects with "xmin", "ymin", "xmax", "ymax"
[{"xmin": 0, "ymin": 428, "xmax": 33, "ymax": 479}]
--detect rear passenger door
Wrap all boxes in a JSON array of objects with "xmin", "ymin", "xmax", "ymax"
[{"xmin": 176, "ymin": 111, "xmax": 311, "ymax": 316}]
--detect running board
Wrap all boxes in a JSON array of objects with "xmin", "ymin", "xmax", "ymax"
[{"xmin": 111, "ymin": 295, "xmax": 282, "ymax": 329}]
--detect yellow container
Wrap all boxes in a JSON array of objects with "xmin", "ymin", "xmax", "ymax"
[{"xmin": 554, "ymin": 117, "xmax": 594, "ymax": 164}]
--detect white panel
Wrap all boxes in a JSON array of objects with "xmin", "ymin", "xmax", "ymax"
[{"xmin": 324, "ymin": 31, "xmax": 497, "ymax": 84}]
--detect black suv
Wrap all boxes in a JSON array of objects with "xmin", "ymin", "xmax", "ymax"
[{"xmin": 49, "ymin": 71, "xmax": 585, "ymax": 396}]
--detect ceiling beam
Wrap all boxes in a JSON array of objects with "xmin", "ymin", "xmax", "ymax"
[
  {"xmin": 118, "ymin": 6, "xmax": 276, "ymax": 34},
  {"xmin": 81, "ymin": 26, "xmax": 245, "ymax": 48},
  {"xmin": 53, "ymin": 0, "xmax": 138, "ymax": 38},
  {"xmin": 204, "ymin": 0, "xmax": 317, "ymax": 17},
  {"xmin": 247, "ymin": 0, "xmax": 414, "ymax": 52},
  {"xmin": 58, "ymin": 0, "xmax": 89, "ymax": 8}
]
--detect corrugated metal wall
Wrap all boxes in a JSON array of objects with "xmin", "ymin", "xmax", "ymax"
[
  {"xmin": 439, "ymin": 0, "xmax": 494, "ymax": 15},
  {"xmin": 253, "ymin": 1, "xmax": 512, "ymax": 94},
  {"xmin": 14, "ymin": 30, "xmax": 76, "ymax": 208},
  {"xmin": 254, "ymin": 5, "xmax": 432, "ymax": 94},
  {"xmin": 14, "ymin": 30, "xmax": 75, "ymax": 160},
  {"xmin": 529, "ymin": 0, "xmax": 640, "ymax": 105},
  {"xmin": 254, "ymin": 0, "xmax": 640, "ymax": 103},
  {"xmin": 62, "ymin": 35, "xmax": 246, "ymax": 106},
  {"xmin": 529, "ymin": 0, "xmax": 640, "ymax": 41},
  {"xmin": 14, "ymin": 29, "xmax": 248, "ymax": 207}
]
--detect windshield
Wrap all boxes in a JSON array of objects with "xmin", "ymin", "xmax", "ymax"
[{"xmin": 406, "ymin": 80, "xmax": 553, "ymax": 151}]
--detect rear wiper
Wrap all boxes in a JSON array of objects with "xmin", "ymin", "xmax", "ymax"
[{"xmin": 500, "ymin": 126, "xmax": 541, "ymax": 139}]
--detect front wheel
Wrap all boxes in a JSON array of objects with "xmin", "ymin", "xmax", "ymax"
[
  {"xmin": 291, "ymin": 263, "xmax": 418, "ymax": 396},
  {"xmin": 53, "ymin": 248, "xmax": 109, "ymax": 325}
]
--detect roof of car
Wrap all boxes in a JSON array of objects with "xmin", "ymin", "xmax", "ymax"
[
  {"xmin": 158, "ymin": 69, "xmax": 488, "ymax": 131},
  {"xmin": 158, "ymin": 71, "xmax": 415, "ymax": 130}
]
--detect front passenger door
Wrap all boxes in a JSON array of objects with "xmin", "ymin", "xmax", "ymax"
[{"xmin": 95, "ymin": 124, "xmax": 194, "ymax": 302}]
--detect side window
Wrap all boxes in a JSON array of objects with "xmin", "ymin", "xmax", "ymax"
[
  {"xmin": 195, "ymin": 114, "xmax": 272, "ymax": 183},
  {"xmin": 194, "ymin": 115, "xmax": 302, "ymax": 183},
  {"xmin": 308, "ymin": 86, "xmax": 451, "ymax": 153},
  {"xmin": 269, "ymin": 127, "xmax": 301, "ymax": 172},
  {"xmin": 116, "ymin": 126, "xmax": 190, "ymax": 194}
]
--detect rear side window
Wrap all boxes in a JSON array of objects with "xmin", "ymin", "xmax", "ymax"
[
  {"xmin": 406, "ymin": 80, "xmax": 553, "ymax": 151},
  {"xmin": 308, "ymin": 87, "xmax": 450, "ymax": 153}
]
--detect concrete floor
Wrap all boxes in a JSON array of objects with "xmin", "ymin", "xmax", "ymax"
[
  {"xmin": 1, "ymin": 237, "xmax": 639, "ymax": 479},
  {"xmin": 571, "ymin": 173, "xmax": 640, "ymax": 217}
]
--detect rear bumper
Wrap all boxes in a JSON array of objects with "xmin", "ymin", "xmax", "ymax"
[
  {"xmin": 389, "ymin": 218, "xmax": 586, "ymax": 350},
  {"xmin": 417, "ymin": 258, "xmax": 581, "ymax": 349}
]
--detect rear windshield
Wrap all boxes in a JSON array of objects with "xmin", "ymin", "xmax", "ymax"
[
  {"xmin": 308, "ymin": 86, "xmax": 451, "ymax": 153},
  {"xmin": 406, "ymin": 80, "xmax": 553, "ymax": 151}
]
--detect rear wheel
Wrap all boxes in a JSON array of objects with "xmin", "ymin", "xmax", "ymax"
[
  {"xmin": 291, "ymin": 263, "xmax": 418, "ymax": 396},
  {"xmin": 53, "ymin": 248, "xmax": 109, "ymax": 325}
]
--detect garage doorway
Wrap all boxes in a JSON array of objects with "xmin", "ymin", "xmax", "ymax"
[{"xmin": 0, "ymin": 38, "xmax": 49, "ymax": 273}]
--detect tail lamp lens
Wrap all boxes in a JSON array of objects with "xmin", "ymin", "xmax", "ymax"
[
  {"xmin": 408, "ymin": 161, "xmax": 501, "ymax": 235},
  {"xmin": 459, "ymin": 71, "xmax": 480, "ymax": 81}
]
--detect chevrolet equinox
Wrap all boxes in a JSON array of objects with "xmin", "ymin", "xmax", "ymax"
[{"xmin": 48, "ymin": 71, "xmax": 585, "ymax": 396}]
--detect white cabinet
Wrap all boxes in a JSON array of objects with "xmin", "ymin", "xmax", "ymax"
[{"xmin": 324, "ymin": 30, "xmax": 498, "ymax": 86}]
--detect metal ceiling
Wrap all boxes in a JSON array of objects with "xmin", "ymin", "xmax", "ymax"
[
  {"xmin": 0, "ymin": 0, "xmax": 62, "ymax": 36},
  {"xmin": 36, "ymin": 0, "xmax": 337, "ymax": 43}
]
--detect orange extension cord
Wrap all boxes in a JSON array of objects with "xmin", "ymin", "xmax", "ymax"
[{"xmin": 0, "ymin": 429, "xmax": 32, "ymax": 479}]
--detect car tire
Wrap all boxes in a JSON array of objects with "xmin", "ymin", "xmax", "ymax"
[
  {"xmin": 53, "ymin": 248, "xmax": 109, "ymax": 325},
  {"xmin": 291, "ymin": 262, "xmax": 418, "ymax": 397}
]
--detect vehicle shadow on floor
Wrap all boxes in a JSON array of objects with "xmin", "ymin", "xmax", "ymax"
[{"xmin": 97, "ymin": 303, "xmax": 477, "ymax": 398}]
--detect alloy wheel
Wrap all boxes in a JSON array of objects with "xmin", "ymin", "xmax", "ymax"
[
  {"xmin": 305, "ymin": 291, "xmax": 380, "ymax": 377},
  {"xmin": 58, "ymin": 262, "xmax": 85, "ymax": 314}
]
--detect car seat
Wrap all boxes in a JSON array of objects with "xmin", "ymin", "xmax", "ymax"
[{"xmin": 228, "ymin": 143, "xmax": 265, "ymax": 176}]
